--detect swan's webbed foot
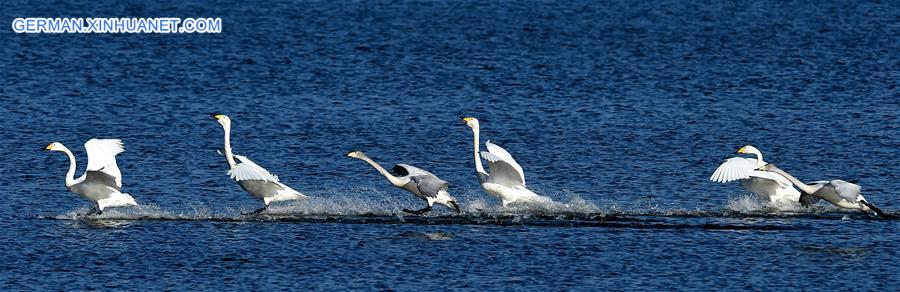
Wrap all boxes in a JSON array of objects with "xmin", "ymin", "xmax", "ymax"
[
  {"xmin": 447, "ymin": 201, "xmax": 461, "ymax": 214},
  {"xmin": 85, "ymin": 207, "xmax": 102, "ymax": 216},
  {"xmin": 402, "ymin": 206, "xmax": 432, "ymax": 215},
  {"xmin": 860, "ymin": 210, "xmax": 875, "ymax": 219},
  {"xmin": 242, "ymin": 207, "xmax": 267, "ymax": 216}
]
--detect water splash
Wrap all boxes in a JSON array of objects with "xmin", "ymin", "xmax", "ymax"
[
  {"xmin": 35, "ymin": 189, "xmax": 897, "ymax": 226},
  {"xmin": 725, "ymin": 194, "xmax": 806, "ymax": 214}
]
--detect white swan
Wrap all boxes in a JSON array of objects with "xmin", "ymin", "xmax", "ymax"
[
  {"xmin": 710, "ymin": 145, "xmax": 800, "ymax": 206},
  {"xmin": 44, "ymin": 139, "xmax": 138, "ymax": 214},
  {"xmin": 462, "ymin": 117, "xmax": 552, "ymax": 206},
  {"xmin": 347, "ymin": 151, "xmax": 460, "ymax": 214},
  {"xmin": 212, "ymin": 114, "xmax": 307, "ymax": 214},
  {"xmin": 764, "ymin": 164, "xmax": 887, "ymax": 218}
]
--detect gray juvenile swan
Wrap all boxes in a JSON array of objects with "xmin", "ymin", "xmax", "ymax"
[
  {"xmin": 347, "ymin": 151, "xmax": 460, "ymax": 215},
  {"xmin": 764, "ymin": 164, "xmax": 887, "ymax": 218},
  {"xmin": 212, "ymin": 113, "xmax": 307, "ymax": 214},
  {"xmin": 44, "ymin": 139, "xmax": 138, "ymax": 214}
]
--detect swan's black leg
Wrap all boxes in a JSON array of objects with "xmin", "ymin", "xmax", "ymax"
[
  {"xmin": 861, "ymin": 201, "xmax": 890, "ymax": 219},
  {"xmin": 86, "ymin": 207, "xmax": 102, "ymax": 216},
  {"xmin": 402, "ymin": 205, "xmax": 432, "ymax": 215}
]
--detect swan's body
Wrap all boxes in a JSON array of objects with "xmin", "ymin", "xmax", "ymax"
[
  {"xmin": 764, "ymin": 164, "xmax": 886, "ymax": 217},
  {"xmin": 710, "ymin": 145, "xmax": 800, "ymax": 206},
  {"xmin": 462, "ymin": 117, "xmax": 552, "ymax": 207},
  {"xmin": 347, "ymin": 151, "xmax": 459, "ymax": 214},
  {"xmin": 44, "ymin": 139, "xmax": 138, "ymax": 213},
  {"xmin": 212, "ymin": 114, "xmax": 307, "ymax": 213}
]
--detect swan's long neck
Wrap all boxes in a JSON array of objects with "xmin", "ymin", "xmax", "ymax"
[
  {"xmin": 470, "ymin": 126, "xmax": 488, "ymax": 181},
  {"xmin": 766, "ymin": 165, "xmax": 817, "ymax": 194},
  {"xmin": 222, "ymin": 123, "xmax": 237, "ymax": 168},
  {"xmin": 750, "ymin": 149, "xmax": 765, "ymax": 168},
  {"xmin": 357, "ymin": 155, "xmax": 403, "ymax": 187},
  {"xmin": 60, "ymin": 146, "xmax": 78, "ymax": 187}
]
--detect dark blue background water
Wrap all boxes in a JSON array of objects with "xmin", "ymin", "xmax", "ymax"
[{"xmin": 1, "ymin": 0, "xmax": 898, "ymax": 290}]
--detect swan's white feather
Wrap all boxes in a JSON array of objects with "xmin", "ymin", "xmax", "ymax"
[
  {"xmin": 84, "ymin": 138, "xmax": 125, "ymax": 188},
  {"xmin": 710, "ymin": 157, "xmax": 758, "ymax": 183},
  {"xmin": 747, "ymin": 170, "xmax": 792, "ymax": 188},
  {"xmin": 710, "ymin": 158, "xmax": 791, "ymax": 186},
  {"xmin": 229, "ymin": 155, "xmax": 280, "ymax": 183}
]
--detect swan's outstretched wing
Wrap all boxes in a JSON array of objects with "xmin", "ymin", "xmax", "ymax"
[
  {"xmin": 229, "ymin": 155, "xmax": 279, "ymax": 183},
  {"xmin": 709, "ymin": 157, "xmax": 788, "ymax": 185},
  {"xmin": 710, "ymin": 157, "xmax": 758, "ymax": 183},
  {"xmin": 84, "ymin": 139, "xmax": 125, "ymax": 188},
  {"xmin": 410, "ymin": 175, "xmax": 449, "ymax": 199},
  {"xmin": 482, "ymin": 141, "xmax": 526, "ymax": 187}
]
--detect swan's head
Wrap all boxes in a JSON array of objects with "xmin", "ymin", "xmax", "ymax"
[
  {"xmin": 211, "ymin": 113, "xmax": 231, "ymax": 128},
  {"xmin": 736, "ymin": 145, "xmax": 761, "ymax": 155},
  {"xmin": 461, "ymin": 117, "xmax": 480, "ymax": 129},
  {"xmin": 44, "ymin": 142, "xmax": 66, "ymax": 152},
  {"xmin": 346, "ymin": 150, "xmax": 365, "ymax": 159}
]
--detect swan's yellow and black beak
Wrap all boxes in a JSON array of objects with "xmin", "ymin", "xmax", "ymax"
[
  {"xmin": 43, "ymin": 144, "xmax": 53, "ymax": 151},
  {"xmin": 460, "ymin": 117, "xmax": 474, "ymax": 123},
  {"xmin": 736, "ymin": 146, "xmax": 747, "ymax": 154},
  {"xmin": 210, "ymin": 113, "xmax": 225, "ymax": 120}
]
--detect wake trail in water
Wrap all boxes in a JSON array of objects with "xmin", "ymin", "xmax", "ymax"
[{"xmin": 33, "ymin": 193, "xmax": 898, "ymax": 230}]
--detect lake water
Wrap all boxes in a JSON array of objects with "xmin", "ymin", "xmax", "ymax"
[{"xmin": 1, "ymin": 0, "xmax": 898, "ymax": 290}]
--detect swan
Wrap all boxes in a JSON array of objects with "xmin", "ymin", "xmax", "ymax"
[
  {"xmin": 347, "ymin": 151, "xmax": 460, "ymax": 214},
  {"xmin": 461, "ymin": 117, "xmax": 552, "ymax": 207},
  {"xmin": 763, "ymin": 164, "xmax": 887, "ymax": 218},
  {"xmin": 212, "ymin": 113, "xmax": 308, "ymax": 214},
  {"xmin": 44, "ymin": 139, "xmax": 138, "ymax": 214},
  {"xmin": 710, "ymin": 145, "xmax": 800, "ymax": 206}
]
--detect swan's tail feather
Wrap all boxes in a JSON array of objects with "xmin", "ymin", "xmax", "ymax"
[{"xmin": 121, "ymin": 193, "xmax": 138, "ymax": 206}]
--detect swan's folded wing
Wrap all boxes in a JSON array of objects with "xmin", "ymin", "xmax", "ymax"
[
  {"xmin": 830, "ymin": 180, "xmax": 861, "ymax": 202},
  {"xmin": 749, "ymin": 170, "xmax": 793, "ymax": 188},
  {"xmin": 410, "ymin": 175, "xmax": 448, "ymax": 198},
  {"xmin": 481, "ymin": 151, "xmax": 526, "ymax": 187},
  {"xmin": 710, "ymin": 157, "xmax": 759, "ymax": 183},
  {"xmin": 84, "ymin": 138, "xmax": 125, "ymax": 188},
  {"xmin": 229, "ymin": 155, "xmax": 279, "ymax": 183},
  {"xmin": 393, "ymin": 164, "xmax": 435, "ymax": 178}
]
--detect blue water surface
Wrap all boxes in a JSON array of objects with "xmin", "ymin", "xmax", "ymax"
[{"xmin": 1, "ymin": 0, "xmax": 898, "ymax": 290}]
